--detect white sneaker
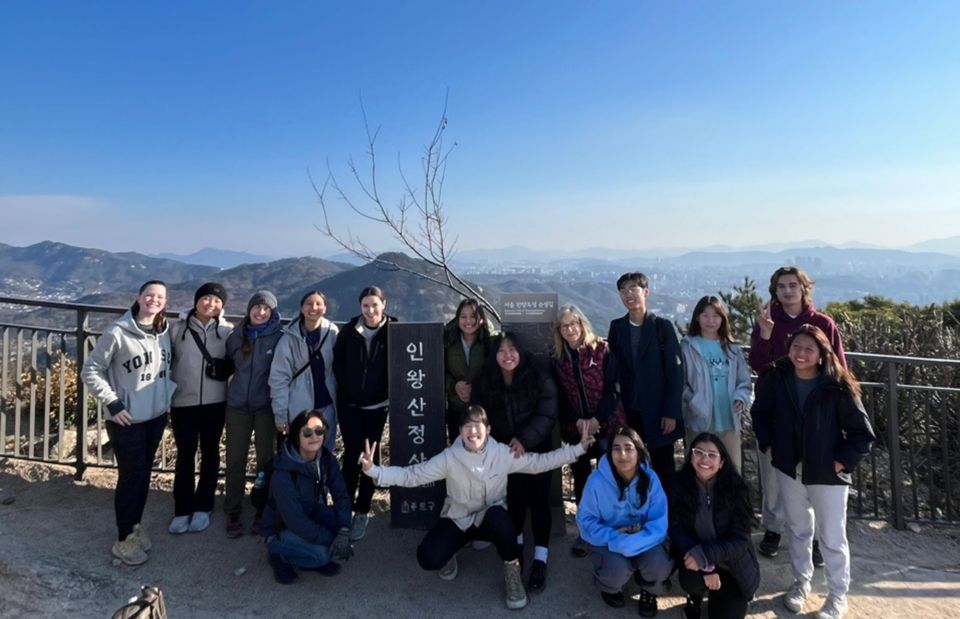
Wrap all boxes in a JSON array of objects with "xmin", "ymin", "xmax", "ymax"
[
  {"xmin": 439, "ymin": 555, "xmax": 458, "ymax": 581},
  {"xmin": 168, "ymin": 515, "xmax": 190, "ymax": 534},
  {"xmin": 503, "ymin": 560, "xmax": 528, "ymax": 610},
  {"xmin": 349, "ymin": 513, "xmax": 369, "ymax": 542},
  {"xmin": 817, "ymin": 595, "xmax": 848, "ymax": 619},
  {"xmin": 188, "ymin": 511, "xmax": 211, "ymax": 532},
  {"xmin": 784, "ymin": 581, "xmax": 810, "ymax": 613},
  {"xmin": 130, "ymin": 523, "xmax": 152, "ymax": 551}
]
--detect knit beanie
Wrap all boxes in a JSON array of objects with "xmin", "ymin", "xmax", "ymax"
[
  {"xmin": 194, "ymin": 282, "xmax": 228, "ymax": 306},
  {"xmin": 247, "ymin": 290, "xmax": 278, "ymax": 313}
]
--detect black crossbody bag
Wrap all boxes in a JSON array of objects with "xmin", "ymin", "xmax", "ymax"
[{"xmin": 188, "ymin": 327, "xmax": 234, "ymax": 381}]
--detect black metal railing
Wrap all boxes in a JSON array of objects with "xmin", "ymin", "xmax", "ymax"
[{"xmin": 2, "ymin": 294, "xmax": 958, "ymax": 528}]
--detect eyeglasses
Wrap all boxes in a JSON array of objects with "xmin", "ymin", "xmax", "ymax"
[
  {"xmin": 559, "ymin": 321, "xmax": 581, "ymax": 331},
  {"xmin": 691, "ymin": 447, "xmax": 721, "ymax": 462},
  {"xmin": 301, "ymin": 426, "xmax": 325, "ymax": 438}
]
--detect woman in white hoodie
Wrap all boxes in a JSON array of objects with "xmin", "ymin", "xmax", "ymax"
[
  {"xmin": 81, "ymin": 280, "xmax": 176, "ymax": 566},
  {"xmin": 680, "ymin": 296, "xmax": 753, "ymax": 472},
  {"xmin": 168, "ymin": 282, "xmax": 234, "ymax": 535},
  {"xmin": 360, "ymin": 405, "xmax": 595, "ymax": 611}
]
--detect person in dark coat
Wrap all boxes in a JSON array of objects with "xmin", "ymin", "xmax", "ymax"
[
  {"xmin": 332, "ymin": 285, "xmax": 396, "ymax": 543},
  {"xmin": 670, "ymin": 432, "xmax": 759, "ymax": 619},
  {"xmin": 260, "ymin": 410, "xmax": 353, "ymax": 584},
  {"xmin": 605, "ymin": 272, "xmax": 684, "ymax": 496},
  {"xmin": 474, "ymin": 332, "xmax": 558, "ymax": 593},
  {"xmin": 444, "ymin": 298, "xmax": 492, "ymax": 444},
  {"xmin": 751, "ymin": 325, "xmax": 875, "ymax": 619}
]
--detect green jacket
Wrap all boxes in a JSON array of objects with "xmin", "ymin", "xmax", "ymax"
[{"xmin": 444, "ymin": 335, "xmax": 486, "ymax": 417}]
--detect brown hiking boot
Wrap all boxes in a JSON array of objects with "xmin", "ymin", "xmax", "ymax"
[
  {"xmin": 503, "ymin": 560, "xmax": 528, "ymax": 609},
  {"xmin": 112, "ymin": 535, "xmax": 148, "ymax": 566}
]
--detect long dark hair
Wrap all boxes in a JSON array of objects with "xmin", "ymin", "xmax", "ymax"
[
  {"xmin": 786, "ymin": 324, "xmax": 861, "ymax": 398},
  {"xmin": 452, "ymin": 298, "xmax": 489, "ymax": 342},
  {"xmin": 674, "ymin": 432, "xmax": 755, "ymax": 529},
  {"xmin": 475, "ymin": 332, "xmax": 542, "ymax": 430},
  {"xmin": 605, "ymin": 426, "xmax": 651, "ymax": 505},
  {"xmin": 131, "ymin": 280, "xmax": 168, "ymax": 332},
  {"xmin": 298, "ymin": 290, "xmax": 327, "ymax": 327},
  {"xmin": 687, "ymin": 295, "xmax": 735, "ymax": 350}
]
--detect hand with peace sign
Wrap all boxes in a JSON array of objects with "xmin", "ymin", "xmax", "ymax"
[
  {"xmin": 756, "ymin": 302, "xmax": 775, "ymax": 340},
  {"xmin": 579, "ymin": 420, "xmax": 596, "ymax": 452},
  {"xmin": 358, "ymin": 439, "xmax": 379, "ymax": 473}
]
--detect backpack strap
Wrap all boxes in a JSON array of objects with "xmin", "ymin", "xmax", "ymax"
[
  {"xmin": 187, "ymin": 326, "xmax": 215, "ymax": 364},
  {"xmin": 290, "ymin": 326, "xmax": 331, "ymax": 384}
]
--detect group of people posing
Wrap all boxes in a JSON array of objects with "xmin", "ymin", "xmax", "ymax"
[{"xmin": 81, "ymin": 266, "xmax": 874, "ymax": 619}]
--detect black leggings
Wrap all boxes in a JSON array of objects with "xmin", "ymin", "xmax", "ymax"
[
  {"xmin": 507, "ymin": 470, "xmax": 552, "ymax": 549},
  {"xmin": 106, "ymin": 413, "xmax": 167, "ymax": 540},
  {"xmin": 171, "ymin": 403, "xmax": 226, "ymax": 516},
  {"xmin": 416, "ymin": 506, "xmax": 519, "ymax": 569},
  {"xmin": 339, "ymin": 404, "xmax": 389, "ymax": 514},
  {"xmin": 678, "ymin": 567, "xmax": 750, "ymax": 619}
]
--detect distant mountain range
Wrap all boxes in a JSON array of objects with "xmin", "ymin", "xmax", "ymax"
[
  {"xmin": 2, "ymin": 240, "xmax": 960, "ymax": 336},
  {"xmin": 152, "ymin": 248, "xmax": 276, "ymax": 269}
]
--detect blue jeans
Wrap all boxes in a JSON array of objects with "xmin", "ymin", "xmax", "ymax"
[{"xmin": 267, "ymin": 530, "xmax": 332, "ymax": 569}]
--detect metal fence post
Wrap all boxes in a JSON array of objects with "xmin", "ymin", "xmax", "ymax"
[
  {"xmin": 74, "ymin": 309, "xmax": 88, "ymax": 481},
  {"xmin": 887, "ymin": 361, "xmax": 905, "ymax": 529}
]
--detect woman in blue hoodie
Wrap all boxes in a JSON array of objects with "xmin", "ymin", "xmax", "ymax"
[
  {"xmin": 260, "ymin": 410, "xmax": 354, "ymax": 584},
  {"xmin": 223, "ymin": 290, "xmax": 283, "ymax": 537},
  {"xmin": 577, "ymin": 425, "xmax": 673, "ymax": 618}
]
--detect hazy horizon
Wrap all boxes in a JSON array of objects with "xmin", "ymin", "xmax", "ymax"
[{"xmin": 3, "ymin": 2, "xmax": 959, "ymax": 255}]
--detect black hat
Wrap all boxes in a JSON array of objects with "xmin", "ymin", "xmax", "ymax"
[
  {"xmin": 247, "ymin": 290, "xmax": 278, "ymax": 312},
  {"xmin": 194, "ymin": 282, "xmax": 227, "ymax": 306}
]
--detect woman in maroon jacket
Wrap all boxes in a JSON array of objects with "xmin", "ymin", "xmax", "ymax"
[{"xmin": 551, "ymin": 304, "xmax": 620, "ymax": 558}]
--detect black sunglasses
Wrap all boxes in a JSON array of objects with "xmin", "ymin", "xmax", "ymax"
[{"xmin": 301, "ymin": 426, "xmax": 325, "ymax": 438}]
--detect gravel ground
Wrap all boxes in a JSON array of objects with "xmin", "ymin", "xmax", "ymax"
[{"xmin": 1, "ymin": 458, "xmax": 959, "ymax": 618}]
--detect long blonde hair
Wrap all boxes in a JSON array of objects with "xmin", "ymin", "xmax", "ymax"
[{"xmin": 552, "ymin": 304, "xmax": 598, "ymax": 359}]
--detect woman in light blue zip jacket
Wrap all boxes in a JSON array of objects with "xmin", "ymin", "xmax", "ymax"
[
  {"xmin": 680, "ymin": 296, "xmax": 753, "ymax": 472},
  {"xmin": 577, "ymin": 425, "xmax": 673, "ymax": 618}
]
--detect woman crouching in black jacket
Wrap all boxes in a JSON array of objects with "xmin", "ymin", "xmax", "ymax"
[{"xmin": 670, "ymin": 432, "xmax": 759, "ymax": 619}]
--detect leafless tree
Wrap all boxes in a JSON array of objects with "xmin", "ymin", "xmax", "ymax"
[{"xmin": 311, "ymin": 95, "xmax": 501, "ymax": 323}]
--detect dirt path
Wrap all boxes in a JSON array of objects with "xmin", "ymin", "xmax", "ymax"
[{"xmin": 1, "ymin": 458, "xmax": 958, "ymax": 618}]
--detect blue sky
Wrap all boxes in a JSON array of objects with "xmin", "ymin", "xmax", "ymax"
[{"xmin": 2, "ymin": 1, "xmax": 958, "ymax": 257}]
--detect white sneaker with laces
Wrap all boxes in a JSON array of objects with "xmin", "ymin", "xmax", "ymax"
[
  {"xmin": 817, "ymin": 595, "xmax": 848, "ymax": 619},
  {"xmin": 168, "ymin": 515, "xmax": 190, "ymax": 535},
  {"xmin": 188, "ymin": 511, "xmax": 211, "ymax": 532},
  {"xmin": 784, "ymin": 581, "xmax": 810, "ymax": 613}
]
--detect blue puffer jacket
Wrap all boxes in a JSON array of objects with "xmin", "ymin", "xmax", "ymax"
[
  {"xmin": 259, "ymin": 443, "xmax": 351, "ymax": 546},
  {"xmin": 577, "ymin": 457, "xmax": 668, "ymax": 557}
]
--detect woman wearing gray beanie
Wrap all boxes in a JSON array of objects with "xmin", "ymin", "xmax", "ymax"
[{"xmin": 223, "ymin": 290, "xmax": 283, "ymax": 537}]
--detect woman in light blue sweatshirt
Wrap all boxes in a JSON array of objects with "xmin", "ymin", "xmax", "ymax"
[
  {"xmin": 680, "ymin": 296, "xmax": 753, "ymax": 472},
  {"xmin": 577, "ymin": 426, "xmax": 673, "ymax": 618}
]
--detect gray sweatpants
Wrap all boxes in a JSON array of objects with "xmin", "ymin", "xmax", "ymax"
[
  {"xmin": 588, "ymin": 543, "xmax": 674, "ymax": 594},
  {"xmin": 757, "ymin": 448, "xmax": 787, "ymax": 534},
  {"xmin": 777, "ymin": 470, "xmax": 851, "ymax": 598}
]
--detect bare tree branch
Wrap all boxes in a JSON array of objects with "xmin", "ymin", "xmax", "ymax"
[{"xmin": 311, "ymin": 93, "xmax": 500, "ymax": 322}]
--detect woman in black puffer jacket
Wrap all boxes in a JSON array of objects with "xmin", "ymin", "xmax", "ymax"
[{"xmin": 670, "ymin": 432, "xmax": 759, "ymax": 619}]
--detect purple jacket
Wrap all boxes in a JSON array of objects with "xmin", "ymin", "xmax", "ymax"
[{"xmin": 749, "ymin": 302, "xmax": 846, "ymax": 373}]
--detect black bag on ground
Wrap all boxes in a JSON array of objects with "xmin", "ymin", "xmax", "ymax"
[{"xmin": 112, "ymin": 586, "xmax": 167, "ymax": 619}]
